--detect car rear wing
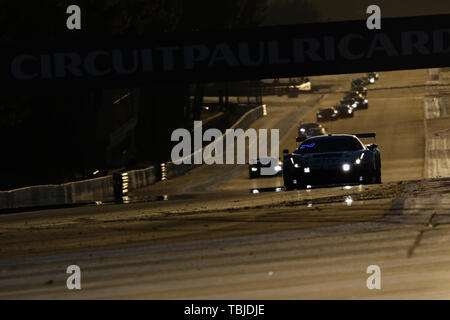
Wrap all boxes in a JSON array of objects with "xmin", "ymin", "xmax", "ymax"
[{"xmin": 354, "ymin": 133, "xmax": 376, "ymax": 138}]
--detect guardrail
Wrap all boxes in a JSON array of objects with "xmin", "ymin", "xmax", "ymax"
[{"xmin": 0, "ymin": 175, "xmax": 114, "ymax": 210}]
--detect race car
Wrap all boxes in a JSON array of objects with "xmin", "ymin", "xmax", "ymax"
[
  {"xmin": 282, "ymin": 134, "xmax": 381, "ymax": 190},
  {"xmin": 350, "ymin": 85, "xmax": 367, "ymax": 97},
  {"xmin": 352, "ymin": 78, "xmax": 370, "ymax": 87},
  {"xmin": 341, "ymin": 93, "xmax": 368, "ymax": 110},
  {"xmin": 296, "ymin": 122, "xmax": 324, "ymax": 142},
  {"xmin": 340, "ymin": 97, "xmax": 359, "ymax": 110},
  {"xmin": 334, "ymin": 105, "xmax": 354, "ymax": 118},
  {"xmin": 352, "ymin": 94, "xmax": 368, "ymax": 109},
  {"xmin": 316, "ymin": 107, "xmax": 338, "ymax": 122},
  {"xmin": 249, "ymin": 157, "xmax": 283, "ymax": 178},
  {"xmin": 296, "ymin": 126, "xmax": 326, "ymax": 142}
]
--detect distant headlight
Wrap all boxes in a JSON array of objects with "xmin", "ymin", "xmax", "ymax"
[
  {"xmin": 300, "ymin": 128, "xmax": 306, "ymax": 133},
  {"xmin": 251, "ymin": 167, "xmax": 258, "ymax": 172},
  {"xmin": 364, "ymin": 99, "xmax": 368, "ymax": 103},
  {"xmin": 331, "ymin": 113, "xmax": 337, "ymax": 117},
  {"xmin": 370, "ymin": 78, "xmax": 375, "ymax": 83},
  {"xmin": 352, "ymin": 103, "xmax": 357, "ymax": 108},
  {"xmin": 342, "ymin": 163, "xmax": 351, "ymax": 171},
  {"xmin": 317, "ymin": 114, "xmax": 323, "ymax": 118},
  {"xmin": 348, "ymin": 109, "xmax": 352, "ymax": 114},
  {"xmin": 294, "ymin": 163, "xmax": 300, "ymax": 168},
  {"xmin": 355, "ymin": 158, "xmax": 361, "ymax": 164},
  {"xmin": 274, "ymin": 165, "xmax": 282, "ymax": 172},
  {"xmin": 304, "ymin": 167, "xmax": 310, "ymax": 173}
]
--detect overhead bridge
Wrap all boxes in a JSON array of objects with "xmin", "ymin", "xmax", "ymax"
[{"xmin": 1, "ymin": 14, "xmax": 450, "ymax": 93}]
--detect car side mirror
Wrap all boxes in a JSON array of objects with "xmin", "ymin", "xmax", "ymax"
[
  {"xmin": 367, "ymin": 143, "xmax": 378, "ymax": 150},
  {"xmin": 283, "ymin": 149, "xmax": 289, "ymax": 154}
]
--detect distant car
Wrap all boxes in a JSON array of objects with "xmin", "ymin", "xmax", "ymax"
[
  {"xmin": 340, "ymin": 97, "xmax": 359, "ymax": 110},
  {"xmin": 297, "ymin": 122, "xmax": 323, "ymax": 142},
  {"xmin": 351, "ymin": 85, "xmax": 367, "ymax": 97},
  {"xmin": 335, "ymin": 105, "xmax": 354, "ymax": 118},
  {"xmin": 316, "ymin": 107, "xmax": 338, "ymax": 122},
  {"xmin": 367, "ymin": 72, "xmax": 379, "ymax": 83},
  {"xmin": 341, "ymin": 93, "xmax": 368, "ymax": 110},
  {"xmin": 352, "ymin": 94, "xmax": 368, "ymax": 109},
  {"xmin": 297, "ymin": 126, "xmax": 326, "ymax": 142},
  {"xmin": 249, "ymin": 157, "xmax": 283, "ymax": 178},
  {"xmin": 352, "ymin": 78, "xmax": 370, "ymax": 87},
  {"xmin": 344, "ymin": 91, "xmax": 365, "ymax": 99},
  {"xmin": 282, "ymin": 134, "xmax": 381, "ymax": 190}
]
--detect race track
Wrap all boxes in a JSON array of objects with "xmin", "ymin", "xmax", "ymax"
[{"xmin": 2, "ymin": 69, "xmax": 450, "ymax": 299}]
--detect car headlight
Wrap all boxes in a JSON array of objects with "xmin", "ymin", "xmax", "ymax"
[
  {"xmin": 274, "ymin": 165, "xmax": 282, "ymax": 172},
  {"xmin": 352, "ymin": 103, "xmax": 357, "ymax": 108},
  {"xmin": 294, "ymin": 163, "xmax": 300, "ymax": 168},
  {"xmin": 304, "ymin": 167, "xmax": 310, "ymax": 173},
  {"xmin": 348, "ymin": 109, "xmax": 352, "ymax": 114},
  {"xmin": 332, "ymin": 113, "xmax": 336, "ymax": 117},
  {"xmin": 364, "ymin": 99, "xmax": 368, "ymax": 103},
  {"xmin": 300, "ymin": 128, "xmax": 306, "ymax": 133},
  {"xmin": 370, "ymin": 78, "xmax": 375, "ymax": 83},
  {"xmin": 317, "ymin": 114, "xmax": 322, "ymax": 118},
  {"xmin": 342, "ymin": 163, "xmax": 351, "ymax": 171},
  {"xmin": 251, "ymin": 167, "xmax": 258, "ymax": 172},
  {"xmin": 355, "ymin": 158, "xmax": 361, "ymax": 164}
]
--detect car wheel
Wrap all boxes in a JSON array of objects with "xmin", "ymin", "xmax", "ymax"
[
  {"xmin": 283, "ymin": 175, "xmax": 295, "ymax": 191},
  {"xmin": 375, "ymin": 169, "xmax": 382, "ymax": 184}
]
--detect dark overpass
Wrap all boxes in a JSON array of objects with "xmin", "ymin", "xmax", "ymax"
[{"xmin": 1, "ymin": 14, "xmax": 450, "ymax": 93}]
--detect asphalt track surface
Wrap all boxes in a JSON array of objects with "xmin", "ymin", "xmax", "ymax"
[{"xmin": 3, "ymin": 69, "xmax": 450, "ymax": 299}]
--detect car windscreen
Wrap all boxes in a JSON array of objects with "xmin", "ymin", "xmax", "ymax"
[
  {"xmin": 294, "ymin": 137, "xmax": 364, "ymax": 154},
  {"xmin": 252, "ymin": 158, "xmax": 277, "ymax": 166},
  {"xmin": 300, "ymin": 123, "xmax": 318, "ymax": 130},
  {"xmin": 307, "ymin": 129, "xmax": 319, "ymax": 135}
]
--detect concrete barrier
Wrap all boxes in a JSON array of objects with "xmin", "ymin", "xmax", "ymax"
[
  {"xmin": 6, "ymin": 184, "xmax": 66, "ymax": 209},
  {"xmin": 0, "ymin": 175, "xmax": 114, "ymax": 210},
  {"xmin": 126, "ymin": 166, "xmax": 158, "ymax": 191},
  {"xmin": 66, "ymin": 175, "xmax": 114, "ymax": 204}
]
